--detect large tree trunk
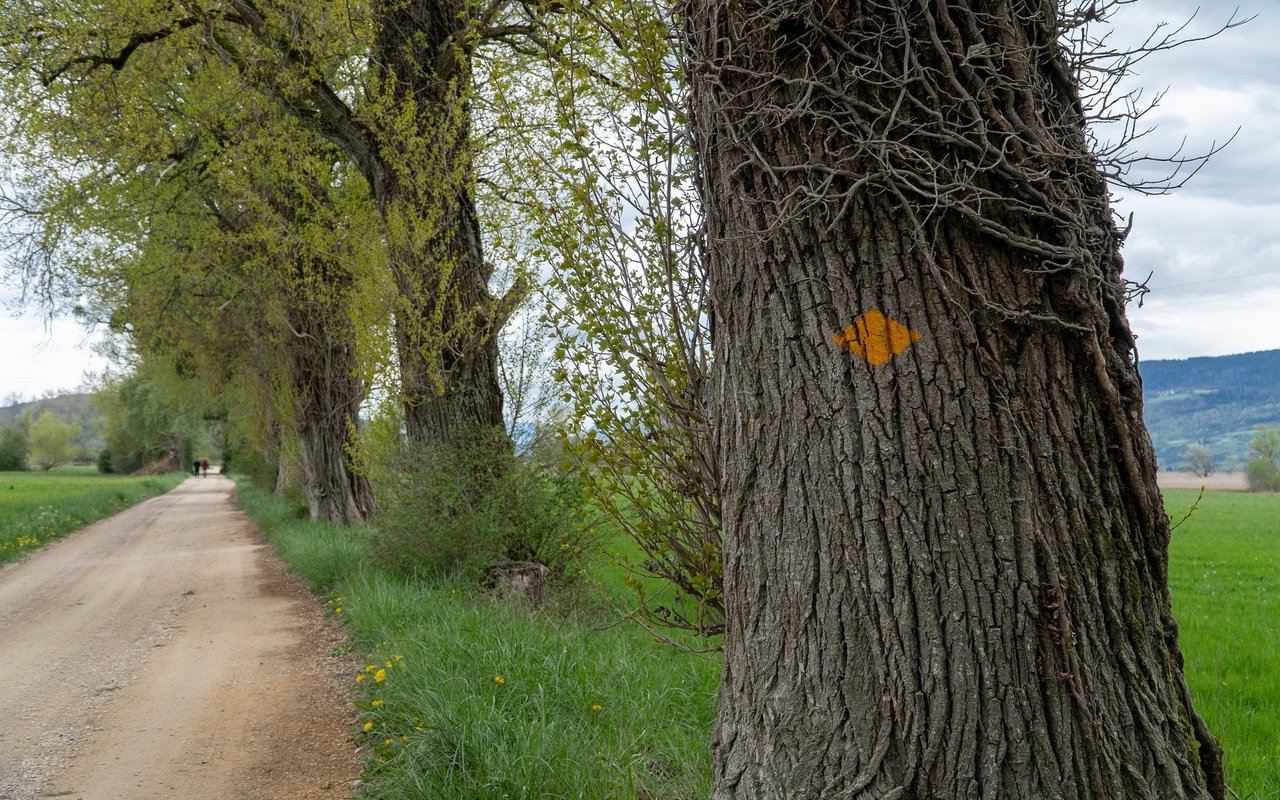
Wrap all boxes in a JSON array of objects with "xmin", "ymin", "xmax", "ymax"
[
  {"xmin": 289, "ymin": 298, "xmax": 377, "ymax": 524},
  {"xmin": 684, "ymin": 2, "xmax": 1223, "ymax": 798},
  {"xmin": 236, "ymin": 171, "xmax": 378, "ymax": 524},
  {"xmin": 396, "ymin": 308, "xmax": 505, "ymax": 449},
  {"xmin": 372, "ymin": 0, "xmax": 506, "ymax": 449},
  {"xmin": 386, "ymin": 205, "xmax": 505, "ymax": 448}
]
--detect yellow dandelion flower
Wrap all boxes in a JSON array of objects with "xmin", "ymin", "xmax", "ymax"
[
  {"xmin": 335, "ymin": 608, "xmax": 344, "ymax": 615},
  {"xmin": 493, "ymin": 674, "xmax": 506, "ymax": 684},
  {"xmin": 401, "ymin": 735, "xmax": 409, "ymax": 742},
  {"xmin": 371, "ymin": 699, "xmax": 384, "ymax": 707},
  {"xmin": 386, "ymin": 660, "xmax": 394, "ymax": 668},
  {"xmin": 363, "ymin": 721, "xmax": 374, "ymax": 732},
  {"xmin": 374, "ymin": 669, "xmax": 387, "ymax": 682},
  {"xmin": 384, "ymin": 737, "xmax": 393, "ymax": 746},
  {"xmin": 356, "ymin": 675, "xmax": 366, "ymax": 683},
  {"xmin": 591, "ymin": 704, "xmax": 603, "ymax": 713},
  {"xmin": 365, "ymin": 664, "xmax": 377, "ymax": 673}
]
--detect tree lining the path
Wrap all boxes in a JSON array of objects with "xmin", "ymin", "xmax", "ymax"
[
  {"xmin": 1, "ymin": 22, "xmax": 380, "ymax": 522},
  {"xmin": 680, "ymin": 0, "xmax": 1233, "ymax": 796},
  {"xmin": 0, "ymin": 1, "xmax": 1248, "ymax": 792},
  {"xmin": 0, "ymin": 0, "xmax": 558, "ymax": 465}
]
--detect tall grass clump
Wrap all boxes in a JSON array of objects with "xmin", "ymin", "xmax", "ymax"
[
  {"xmin": 341, "ymin": 570, "xmax": 717, "ymax": 799},
  {"xmin": 233, "ymin": 479, "xmax": 368, "ymax": 591}
]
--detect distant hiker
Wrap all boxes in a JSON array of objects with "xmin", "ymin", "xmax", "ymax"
[
  {"xmin": 194, "ymin": 459, "xmax": 201, "ymax": 477},
  {"xmin": 201, "ymin": 459, "xmax": 209, "ymax": 477}
]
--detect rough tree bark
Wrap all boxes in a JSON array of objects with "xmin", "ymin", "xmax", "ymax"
[
  {"xmin": 683, "ymin": 2, "xmax": 1223, "ymax": 798},
  {"xmin": 288, "ymin": 294, "xmax": 377, "ymax": 524},
  {"xmin": 370, "ymin": 0, "xmax": 507, "ymax": 448},
  {"xmin": 214, "ymin": 173, "xmax": 378, "ymax": 525}
]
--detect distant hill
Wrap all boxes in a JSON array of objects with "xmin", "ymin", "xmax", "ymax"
[
  {"xmin": 3, "ymin": 357, "xmax": 1270, "ymax": 475},
  {"xmin": 1140, "ymin": 349, "xmax": 1280, "ymax": 470},
  {"xmin": 0, "ymin": 392, "xmax": 104, "ymax": 456}
]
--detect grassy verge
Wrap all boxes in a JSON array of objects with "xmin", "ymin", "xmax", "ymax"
[
  {"xmin": 233, "ymin": 479, "xmax": 1278, "ymax": 798},
  {"xmin": 1165, "ymin": 489, "xmax": 1280, "ymax": 799},
  {"xmin": 0, "ymin": 466, "xmax": 186, "ymax": 565},
  {"xmin": 232, "ymin": 479, "xmax": 719, "ymax": 800}
]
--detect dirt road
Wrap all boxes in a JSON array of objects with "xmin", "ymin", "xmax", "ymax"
[{"xmin": 0, "ymin": 473, "xmax": 359, "ymax": 800}]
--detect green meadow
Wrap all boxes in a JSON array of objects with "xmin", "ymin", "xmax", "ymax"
[
  {"xmin": 1166, "ymin": 489, "xmax": 1280, "ymax": 799},
  {"xmin": 0, "ymin": 466, "xmax": 185, "ymax": 565}
]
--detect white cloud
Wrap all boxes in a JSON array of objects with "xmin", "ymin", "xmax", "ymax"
[
  {"xmin": 1106, "ymin": 0, "xmax": 1280, "ymax": 360},
  {"xmin": 1131, "ymin": 285, "xmax": 1280, "ymax": 361}
]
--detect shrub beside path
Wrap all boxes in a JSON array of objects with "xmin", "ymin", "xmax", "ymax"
[{"xmin": 0, "ymin": 472, "xmax": 358, "ymax": 800}]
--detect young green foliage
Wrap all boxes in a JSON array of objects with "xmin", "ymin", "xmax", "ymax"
[
  {"xmin": 481, "ymin": 0, "xmax": 721, "ymax": 640},
  {"xmin": 1245, "ymin": 425, "xmax": 1280, "ymax": 492},
  {"xmin": 0, "ymin": 418, "xmax": 31, "ymax": 472},
  {"xmin": 26, "ymin": 411, "xmax": 82, "ymax": 471},
  {"xmin": 0, "ymin": 0, "xmax": 531, "ymax": 469},
  {"xmin": 94, "ymin": 364, "xmax": 217, "ymax": 475},
  {"xmin": 1, "ymin": 2, "xmax": 386, "ymax": 518}
]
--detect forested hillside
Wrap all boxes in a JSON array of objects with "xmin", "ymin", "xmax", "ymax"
[
  {"xmin": 0, "ymin": 393, "xmax": 103, "ymax": 455},
  {"xmin": 1141, "ymin": 349, "xmax": 1280, "ymax": 469}
]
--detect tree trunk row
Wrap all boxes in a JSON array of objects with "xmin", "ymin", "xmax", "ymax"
[{"xmin": 372, "ymin": 0, "xmax": 506, "ymax": 451}]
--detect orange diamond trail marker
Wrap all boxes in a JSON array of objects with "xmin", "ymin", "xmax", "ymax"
[{"xmin": 832, "ymin": 309, "xmax": 921, "ymax": 366}]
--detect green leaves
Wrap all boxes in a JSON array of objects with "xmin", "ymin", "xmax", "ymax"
[{"xmin": 476, "ymin": 0, "xmax": 721, "ymax": 640}]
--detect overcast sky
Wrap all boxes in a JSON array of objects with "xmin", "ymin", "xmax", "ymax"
[
  {"xmin": 1105, "ymin": 0, "xmax": 1280, "ymax": 363},
  {"xmin": 1, "ymin": 0, "xmax": 1277, "ymax": 401}
]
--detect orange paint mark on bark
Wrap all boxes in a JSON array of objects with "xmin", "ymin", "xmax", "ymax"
[{"xmin": 832, "ymin": 310, "xmax": 920, "ymax": 366}]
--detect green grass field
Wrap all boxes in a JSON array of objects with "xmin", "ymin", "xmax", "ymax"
[
  {"xmin": 234, "ymin": 481, "xmax": 1279, "ymax": 798},
  {"xmin": 1165, "ymin": 489, "xmax": 1280, "ymax": 799},
  {"xmin": 0, "ymin": 466, "xmax": 185, "ymax": 565}
]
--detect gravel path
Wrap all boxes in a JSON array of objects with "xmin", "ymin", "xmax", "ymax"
[{"xmin": 0, "ymin": 473, "xmax": 359, "ymax": 799}]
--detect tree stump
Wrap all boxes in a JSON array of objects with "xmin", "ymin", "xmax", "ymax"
[{"xmin": 486, "ymin": 561, "xmax": 548, "ymax": 604}]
